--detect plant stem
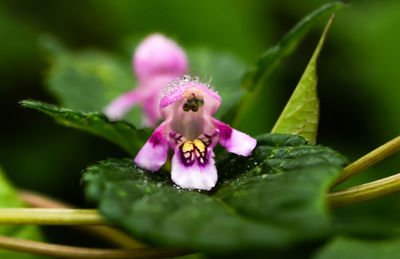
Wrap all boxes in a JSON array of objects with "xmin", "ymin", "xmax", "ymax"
[
  {"xmin": 328, "ymin": 172, "xmax": 400, "ymax": 208},
  {"xmin": 19, "ymin": 190, "xmax": 144, "ymax": 248},
  {"xmin": 331, "ymin": 136, "xmax": 400, "ymax": 188},
  {"xmin": 0, "ymin": 235, "xmax": 187, "ymax": 259},
  {"xmin": 0, "ymin": 209, "xmax": 104, "ymax": 225}
]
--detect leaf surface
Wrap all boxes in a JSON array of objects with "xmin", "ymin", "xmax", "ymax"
[
  {"xmin": 226, "ymin": 2, "xmax": 345, "ymax": 133},
  {"xmin": 42, "ymin": 37, "xmax": 142, "ymax": 125},
  {"xmin": 314, "ymin": 237, "xmax": 400, "ymax": 259},
  {"xmin": 270, "ymin": 16, "xmax": 334, "ymax": 144},
  {"xmin": 82, "ymin": 134, "xmax": 346, "ymax": 252},
  {"xmin": 21, "ymin": 100, "xmax": 150, "ymax": 156}
]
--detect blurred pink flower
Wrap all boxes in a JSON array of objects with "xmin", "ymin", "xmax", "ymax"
[
  {"xmin": 104, "ymin": 33, "xmax": 187, "ymax": 126},
  {"xmin": 134, "ymin": 76, "xmax": 257, "ymax": 190}
]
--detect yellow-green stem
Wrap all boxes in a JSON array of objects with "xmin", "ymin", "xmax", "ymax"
[
  {"xmin": 0, "ymin": 235, "xmax": 187, "ymax": 259},
  {"xmin": 0, "ymin": 209, "xmax": 105, "ymax": 225},
  {"xmin": 19, "ymin": 190, "xmax": 144, "ymax": 248},
  {"xmin": 332, "ymin": 136, "xmax": 400, "ymax": 188},
  {"xmin": 328, "ymin": 172, "xmax": 400, "ymax": 208}
]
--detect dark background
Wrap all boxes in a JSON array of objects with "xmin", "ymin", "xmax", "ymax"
[{"xmin": 1, "ymin": 0, "xmax": 399, "ymax": 232}]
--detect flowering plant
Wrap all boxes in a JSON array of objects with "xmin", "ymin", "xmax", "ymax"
[{"xmin": 2, "ymin": 1, "xmax": 400, "ymax": 258}]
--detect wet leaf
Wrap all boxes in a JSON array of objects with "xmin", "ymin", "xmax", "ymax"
[
  {"xmin": 82, "ymin": 134, "xmax": 346, "ymax": 252},
  {"xmin": 21, "ymin": 100, "xmax": 151, "ymax": 156},
  {"xmin": 270, "ymin": 16, "xmax": 334, "ymax": 144}
]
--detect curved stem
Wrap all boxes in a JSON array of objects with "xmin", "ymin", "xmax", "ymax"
[
  {"xmin": 328, "ymin": 172, "xmax": 400, "ymax": 208},
  {"xmin": 0, "ymin": 209, "xmax": 104, "ymax": 225},
  {"xmin": 332, "ymin": 136, "xmax": 400, "ymax": 188},
  {"xmin": 0, "ymin": 235, "xmax": 187, "ymax": 259},
  {"xmin": 18, "ymin": 190, "xmax": 144, "ymax": 248}
]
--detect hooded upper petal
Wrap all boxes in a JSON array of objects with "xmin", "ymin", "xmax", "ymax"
[
  {"xmin": 134, "ymin": 122, "xmax": 169, "ymax": 171},
  {"xmin": 133, "ymin": 34, "xmax": 188, "ymax": 82},
  {"xmin": 212, "ymin": 118, "xmax": 257, "ymax": 157},
  {"xmin": 160, "ymin": 76, "xmax": 221, "ymax": 140},
  {"xmin": 160, "ymin": 76, "xmax": 221, "ymax": 117}
]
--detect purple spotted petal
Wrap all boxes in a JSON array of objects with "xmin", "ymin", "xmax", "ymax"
[
  {"xmin": 170, "ymin": 129, "xmax": 219, "ymax": 190},
  {"xmin": 212, "ymin": 118, "xmax": 257, "ymax": 157},
  {"xmin": 134, "ymin": 122, "xmax": 169, "ymax": 171},
  {"xmin": 171, "ymin": 148, "xmax": 217, "ymax": 191},
  {"xmin": 104, "ymin": 90, "xmax": 140, "ymax": 120}
]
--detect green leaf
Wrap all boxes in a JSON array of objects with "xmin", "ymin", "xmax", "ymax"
[
  {"xmin": 270, "ymin": 16, "xmax": 334, "ymax": 144},
  {"xmin": 41, "ymin": 37, "xmax": 142, "ymax": 125},
  {"xmin": 314, "ymin": 237, "xmax": 400, "ymax": 259},
  {"xmin": 228, "ymin": 2, "xmax": 346, "ymax": 134},
  {"xmin": 241, "ymin": 1, "xmax": 345, "ymax": 91},
  {"xmin": 21, "ymin": 100, "xmax": 151, "ymax": 156},
  {"xmin": 0, "ymin": 166, "xmax": 44, "ymax": 259},
  {"xmin": 82, "ymin": 134, "xmax": 346, "ymax": 252}
]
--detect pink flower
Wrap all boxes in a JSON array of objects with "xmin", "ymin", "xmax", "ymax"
[
  {"xmin": 134, "ymin": 76, "xmax": 257, "ymax": 190},
  {"xmin": 104, "ymin": 33, "xmax": 188, "ymax": 127}
]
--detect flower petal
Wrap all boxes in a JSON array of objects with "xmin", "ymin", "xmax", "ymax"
[
  {"xmin": 170, "ymin": 129, "xmax": 219, "ymax": 190},
  {"xmin": 171, "ymin": 147, "xmax": 217, "ymax": 191},
  {"xmin": 160, "ymin": 76, "xmax": 221, "ymax": 120},
  {"xmin": 133, "ymin": 34, "xmax": 187, "ymax": 82},
  {"xmin": 104, "ymin": 90, "xmax": 140, "ymax": 120},
  {"xmin": 138, "ymin": 75, "xmax": 175, "ymax": 127},
  {"xmin": 134, "ymin": 122, "xmax": 169, "ymax": 171},
  {"xmin": 141, "ymin": 94, "xmax": 160, "ymax": 127},
  {"xmin": 212, "ymin": 118, "xmax": 257, "ymax": 157},
  {"xmin": 159, "ymin": 76, "xmax": 221, "ymax": 139}
]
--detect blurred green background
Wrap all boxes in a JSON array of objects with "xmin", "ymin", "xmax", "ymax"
[{"xmin": 1, "ymin": 0, "xmax": 399, "ymax": 223}]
